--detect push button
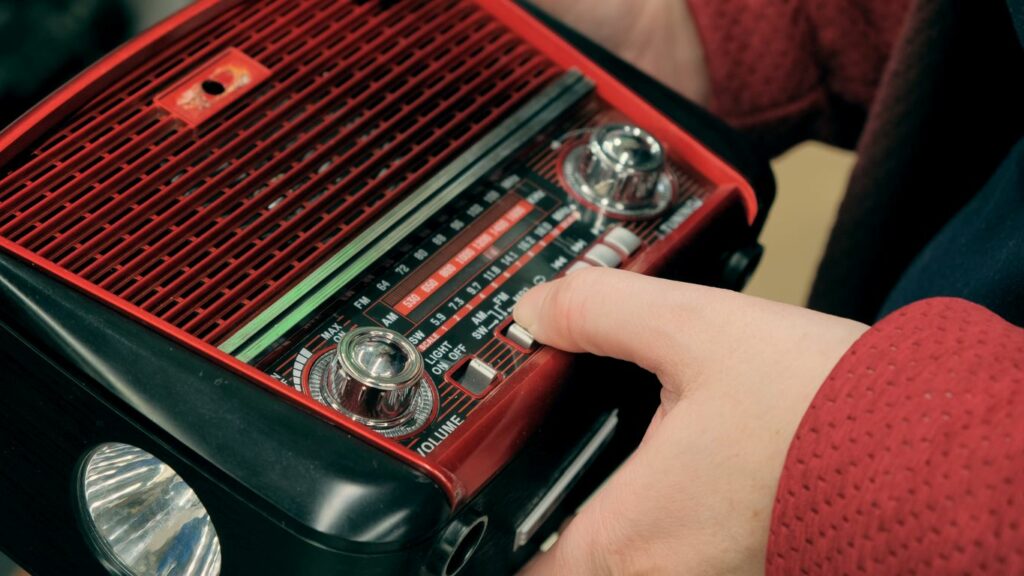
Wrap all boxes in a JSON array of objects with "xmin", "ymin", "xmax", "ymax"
[
  {"xmin": 583, "ymin": 244, "xmax": 622, "ymax": 268},
  {"xmin": 603, "ymin": 227, "xmax": 643, "ymax": 256},
  {"xmin": 565, "ymin": 261, "xmax": 593, "ymax": 275}
]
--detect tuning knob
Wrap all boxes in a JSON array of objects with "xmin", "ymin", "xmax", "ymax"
[
  {"xmin": 563, "ymin": 124, "xmax": 675, "ymax": 218},
  {"xmin": 322, "ymin": 327, "xmax": 427, "ymax": 429}
]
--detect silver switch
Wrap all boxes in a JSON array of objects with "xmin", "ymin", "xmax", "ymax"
[
  {"xmin": 456, "ymin": 358, "xmax": 500, "ymax": 395},
  {"xmin": 506, "ymin": 322, "xmax": 536, "ymax": 350}
]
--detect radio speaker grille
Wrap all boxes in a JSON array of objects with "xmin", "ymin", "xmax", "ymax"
[{"xmin": 0, "ymin": 0, "xmax": 558, "ymax": 344}]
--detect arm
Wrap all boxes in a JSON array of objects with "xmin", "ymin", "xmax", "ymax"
[
  {"xmin": 689, "ymin": 0, "xmax": 911, "ymax": 153},
  {"xmin": 770, "ymin": 298, "xmax": 1024, "ymax": 573},
  {"xmin": 531, "ymin": 0, "xmax": 912, "ymax": 154},
  {"xmin": 528, "ymin": 0, "xmax": 711, "ymax": 105}
]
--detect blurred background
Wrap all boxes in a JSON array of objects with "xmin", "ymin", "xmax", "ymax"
[
  {"xmin": 0, "ymin": 1, "xmax": 853, "ymax": 573},
  {"xmin": 0, "ymin": 0, "xmax": 187, "ymax": 129},
  {"xmin": 748, "ymin": 143, "xmax": 855, "ymax": 305}
]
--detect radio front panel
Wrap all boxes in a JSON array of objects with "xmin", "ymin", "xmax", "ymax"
[
  {"xmin": 0, "ymin": 1, "xmax": 775, "ymax": 573},
  {"xmin": 0, "ymin": 0, "xmax": 759, "ymax": 506},
  {"xmin": 240, "ymin": 88, "xmax": 719, "ymax": 464}
]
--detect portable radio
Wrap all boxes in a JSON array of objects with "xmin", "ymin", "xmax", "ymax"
[{"xmin": 0, "ymin": 1, "xmax": 773, "ymax": 574}]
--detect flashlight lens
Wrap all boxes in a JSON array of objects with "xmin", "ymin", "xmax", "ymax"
[{"xmin": 79, "ymin": 443, "xmax": 221, "ymax": 576}]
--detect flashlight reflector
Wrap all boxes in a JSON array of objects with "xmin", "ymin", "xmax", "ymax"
[{"xmin": 79, "ymin": 443, "xmax": 221, "ymax": 576}]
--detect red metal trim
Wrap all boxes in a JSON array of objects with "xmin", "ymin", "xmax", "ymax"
[
  {"xmin": 0, "ymin": 0, "xmax": 556, "ymax": 349},
  {"xmin": 0, "ymin": 0, "xmax": 761, "ymax": 507}
]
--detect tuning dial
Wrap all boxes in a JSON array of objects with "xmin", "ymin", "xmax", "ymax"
[
  {"xmin": 563, "ymin": 124, "xmax": 675, "ymax": 218},
  {"xmin": 322, "ymin": 327, "xmax": 428, "ymax": 429}
]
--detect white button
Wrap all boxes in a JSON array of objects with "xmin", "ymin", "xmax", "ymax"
[
  {"xmin": 566, "ymin": 261, "xmax": 592, "ymax": 275},
  {"xmin": 583, "ymin": 244, "xmax": 622, "ymax": 268},
  {"xmin": 603, "ymin": 227, "xmax": 643, "ymax": 256}
]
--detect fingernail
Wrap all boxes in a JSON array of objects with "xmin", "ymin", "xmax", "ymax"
[{"xmin": 513, "ymin": 283, "xmax": 549, "ymax": 332}]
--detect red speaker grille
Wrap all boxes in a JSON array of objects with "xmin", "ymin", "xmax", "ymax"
[{"xmin": 0, "ymin": 0, "xmax": 558, "ymax": 344}]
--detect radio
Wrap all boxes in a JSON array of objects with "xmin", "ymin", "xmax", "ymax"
[{"xmin": 0, "ymin": 1, "xmax": 773, "ymax": 574}]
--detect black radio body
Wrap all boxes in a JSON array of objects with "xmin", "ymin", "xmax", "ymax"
[{"xmin": 0, "ymin": 1, "xmax": 773, "ymax": 574}]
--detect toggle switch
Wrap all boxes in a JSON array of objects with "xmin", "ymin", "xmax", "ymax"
[
  {"xmin": 452, "ymin": 358, "xmax": 500, "ymax": 395},
  {"xmin": 505, "ymin": 322, "xmax": 536, "ymax": 350}
]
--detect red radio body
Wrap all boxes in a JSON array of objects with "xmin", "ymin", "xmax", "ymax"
[{"xmin": 0, "ymin": 1, "xmax": 773, "ymax": 574}]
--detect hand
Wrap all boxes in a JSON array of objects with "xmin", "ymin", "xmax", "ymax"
[
  {"xmin": 515, "ymin": 268, "xmax": 868, "ymax": 574},
  {"xmin": 529, "ymin": 0, "xmax": 711, "ymax": 104}
]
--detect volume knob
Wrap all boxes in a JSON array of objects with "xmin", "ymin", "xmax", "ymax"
[
  {"xmin": 322, "ymin": 327, "xmax": 426, "ymax": 429},
  {"xmin": 564, "ymin": 124, "xmax": 675, "ymax": 218}
]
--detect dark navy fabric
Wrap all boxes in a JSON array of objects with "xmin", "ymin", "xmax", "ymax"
[
  {"xmin": 879, "ymin": 3, "xmax": 1023, "ymax": 324},
  {"xmin": 880, "ymin": 137, "xmax": 1024, "ymax": 325}
]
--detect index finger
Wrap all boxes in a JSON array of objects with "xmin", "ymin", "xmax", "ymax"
[{"xmin": 513, "ymin": 267, "xmax": 725, "ymax": 379}]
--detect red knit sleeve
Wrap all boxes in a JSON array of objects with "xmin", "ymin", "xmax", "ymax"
[
  {"xmin": 768, "ymin": 298, "xmax": 1024, "ymax": 574},
  {"xmin": 686, "ymin": 0, "xmax": 911, "ymax": 153}
]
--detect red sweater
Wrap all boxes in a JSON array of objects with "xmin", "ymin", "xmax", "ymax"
[
  {"xmin": 769, "ymin": 299, "xmax": 1024, "ymax": 573},
  {"xmin": 687, "ymin": 0, "xmax": 911, "ymax": 149},
  {"xmin": 685, "ymin": 1, "xmax": 1024, "ymax": 572}
]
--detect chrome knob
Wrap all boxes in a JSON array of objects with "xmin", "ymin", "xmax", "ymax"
[
  {"xmin": 563, "ymin": 124, "xmax": 675, "ymax": 218},
  {"xmin": 322, "ymin": 327, "xmax": 426, "ymax": 428}
]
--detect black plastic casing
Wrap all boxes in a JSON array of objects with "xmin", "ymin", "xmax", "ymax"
[{"xmin": 0, "ymin": 4, "xmax": 774, "ymax": 575}]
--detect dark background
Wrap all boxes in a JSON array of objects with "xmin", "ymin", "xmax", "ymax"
[{"xmin": 0, "ymin": 1, "xmax": 188, "ymax": 574}]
